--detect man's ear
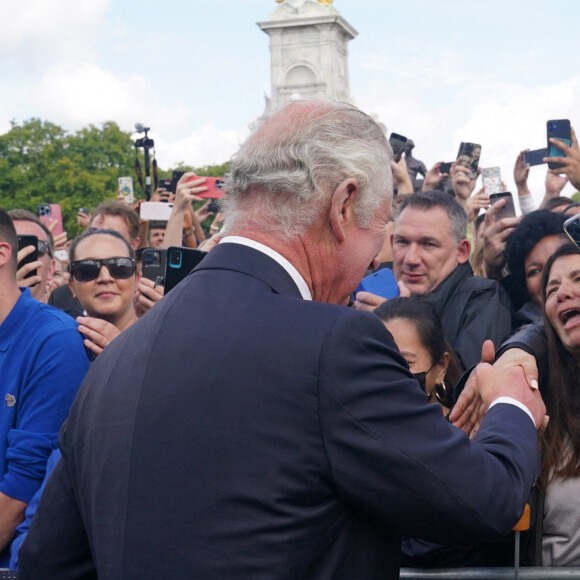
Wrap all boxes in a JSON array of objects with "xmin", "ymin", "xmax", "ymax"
[
  {"xmin": 0, "ymin": 241, "xmax": 13, "ymax": 269},
  {"xmin": 68, "ymin": 277, "xmax": 77, "ymax": 299},
  {"xmin": 329, "ymin": 179, "xmax": 359, "ymax": 243},
  {"xmin": 456, "ymin": 239, "xmax": 471, "ymax": 264}
]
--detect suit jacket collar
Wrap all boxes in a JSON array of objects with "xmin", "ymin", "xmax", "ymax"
[{"xmin": 194, "ymin": 242, "xmax": 304, "ymax": 300}]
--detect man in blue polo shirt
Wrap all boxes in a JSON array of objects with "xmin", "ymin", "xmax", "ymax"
[{"xmin": 0, "ymin": 209, "xmax": 88, "ymax": 566}]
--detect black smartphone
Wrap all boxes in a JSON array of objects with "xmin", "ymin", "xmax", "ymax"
[
  {"xmin": 207, "ymin": 200, "xmax": 220, "ymax": 213},
  {"xmin": 523, "ymin": 148, "xmax": 547, "ymax": 167},
  {"xmin": 564, "ymin": 213, "xmax": 580, "ymax": 249},
  {"xmin": 171, "ymin": 171, "xmax": 186, "ymax": 195},
  {"xmin": 142, "ymin": 248, "xmax": 167, "ymax": 285},
  {"xmin": 389, "ymin": 133, "xmax": 407, "ymax": 163},
  {"xmin": 439, "ymin": 162, "xmax": 452, "ymax": 174},
  {"xmin": 17, "ymin": 235, "xmax": 38, "ymax": 280},
  {"xmin": 164, "ymin": 246, "xmax": 207, "ymax": 294},
  {"xmin": 547, "ymin": 119, "xmax": 571, "ymax": 169},
  {"xmin": 489, "ymin": 191, "xmax": 516, "ymax": 220},
  {"xmin": 457, "ymin": 142, "xmax": 482, "ymax": 179},
  {"xmin": 78, "ymin": 207, "xmax": 90, "ymax": 215}
]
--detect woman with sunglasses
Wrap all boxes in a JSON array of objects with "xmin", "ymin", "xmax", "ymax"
[{"xmin": 68, "ymin": 229, "xmax": 139, "ymax": 356}]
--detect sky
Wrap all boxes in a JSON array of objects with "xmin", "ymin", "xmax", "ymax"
[{"xmin": 2, "ymin": 0, "xmax": 580, "ymax": 209}]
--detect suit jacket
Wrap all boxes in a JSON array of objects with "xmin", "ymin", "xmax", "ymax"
[{"xmin": 19, "ymin": 242, "xmax": 540, "ymax": 580}]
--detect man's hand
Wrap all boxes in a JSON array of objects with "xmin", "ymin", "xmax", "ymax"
[
  {"xmin": 513, "ymin": 150, "xmax": 531, "ymax": 195},
  {"xmin": 391, "ymin": 157, "xmax": 414, "ymax": 195},
  {"xmin": 16, "ymin": 245, "xmax": 42, "ymax": 289},
  {"xmin": 422, "ymin": 162, "xmax": 447, "ymax": 191},
  {"xmin": 545, "ymin": 171, "xmax": 569, "ymax": 199},
  {"xmin": 174, "ymin": 174, "xmax": 208, "ymax": 211},
  {"xmin": 195, "ymin": 200, "xmax": 215, "ymax": 224},
  {"xmin": 545, "ymin": 126, "xmax": 580, "ymax": 191},
  {"xmin": 482, "ymin": 199, "xmax": 520, "ymax": 280},
  {"xmin": 76, "ymin": 316, "xmax": 121, "ymax": 356},
  {"xmin": 450, "ymin": 341, "xmax": 547, "ymax": 437},
  {"xmin": 77, "ymin": 209, "xmax": 91, "ymax": 229},
  {"xmin": 465, "ymin": 187, "xmax": 490, "ymax": 221},
  {"xmin": 136, "ymin": 277, "xmax": 164, "ymax": 317},
  {"xmin": 451, "ymin": 163, "xmax": 479, "ymax": 201},
  {"xmin": 353, "ymin": 282, "xmax": 410, "ymax": 312}
]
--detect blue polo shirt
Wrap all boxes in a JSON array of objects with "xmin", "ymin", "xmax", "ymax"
[{"xmin": 0, "ymin": 288, "xmax": 88, "ymax": 503}]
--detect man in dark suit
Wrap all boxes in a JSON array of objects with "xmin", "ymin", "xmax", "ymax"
[{"xmin": 19, "ymin": 100, "xmax": 545, "ymax": 579}]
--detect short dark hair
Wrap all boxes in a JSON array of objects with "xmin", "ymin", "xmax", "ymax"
[
  {"xmin": 69, "ymin": 229, "xmax": 135, "ymax": 263},
  {"xmin": 395, "ymin": 190, "xmax": 468, "ymax": 243},
  {"xmin": 506, "ymin": 210, "xmax": 567, "ymax": 286},
  {"xmin": 7, "ymin": 209, "xmax": 54, "ymax": 253},
  {"xmin": 544, "ymin": 196, "xmax": 575, "ymax": 211},
  {"xmin": 0, "ymin": 208, "xmax": 18, "ymax": 271},
  {"xmin": 373, "ymin": 296, "xmax": 463, "ymax": 401},
  {"xmin": 90, "ymin": 201, "xmax": 140, "ymax": 242}
]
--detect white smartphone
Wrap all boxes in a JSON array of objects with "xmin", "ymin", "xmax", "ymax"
[
  {"xmin": 118, "ymin": 176, "xmax": 134, "ymax": 204},
  {"xmin": 481, "ymin": 167, "xmax": 502, "ymax": 195},
  {"xmin": 140, "ymin": 202, "xmax": 174, "ymax": 221}
]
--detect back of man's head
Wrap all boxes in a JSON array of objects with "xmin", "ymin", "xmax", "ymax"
[
  {"xmin": 222, "ymin": 99, "xmax": 393, "ymax": 241},
  {"xmin": 8, "ymin": 209, "xmax": 54, "ymax": 251},
  {"xmin": 395, "ymin": 190, "xmax": 468, "ymax": 243},
  {"xmin": 90, "ymin": 201, "xmax": 140, "ymax": 244},
  {"xmin": 0, "ymin": 209, "xmax": 18, "ymax": 273}
]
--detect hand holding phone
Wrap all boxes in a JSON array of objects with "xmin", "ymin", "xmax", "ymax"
[
  {"xmin": 389, "ymin": 133, "xmax": 408, "ymax": 163},
  {"xmin": 16, "ymin": 235, "xmax": 40, "ymax": 283},
  {"xmin": 546, "ymin": 119, "xmax": 571, "ymax": 170}
]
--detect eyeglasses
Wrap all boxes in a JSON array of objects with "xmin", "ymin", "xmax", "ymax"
[
  {"xmin": 37, "ymin": 239, "xmax": 53, "ymax": 258},
  {"xmin": 70, "ymin": 257, "xmax": 136, "ymax": 282}
]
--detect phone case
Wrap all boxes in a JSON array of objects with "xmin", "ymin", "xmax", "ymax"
[
  {"xmin": 118, "ymin": 177, "xmax": 134, "ymax": 204},
  {"xmin": 142, "ymin": 248, "xmax": 167, "ymax": 284},
  {"xmin": 17, "ymin": 235, "xmax": 38, "ymax": 279},
  {"xmin": 355, "ymin": 268, "xmax": 399, "ymax": 300},
  {"xmin": 389, "ymin": 133, "xmax": 407, "ymax": 163},
  {"xmin": 523, "ymin": 148, "xmax": 547, "ymax": 167},
  {"xmin": 38, "ymin": 204, "xmax": 64, "ymax": 236},
  {"xmin": 547, "ymin": 119, "xmax": 571, "ymax": 169},
  {"xmin": 187, "ymin": 176, "xmax": 226, "ymax": 199},
  {"xmin": 481, "ymin": 167, "xmax": 502, "ymax": 195},
  {"xmin": 456, "ymin": 142, "xmax": 482, "ymax": 179},
  {"xmin": 140, "ymin": 202, "xmax": 174, "ymax": 221},
  {"xmin": 489, "ymin": 192, "xmax": 516, "ymax": 220},
  {"xmin": 164, "ymin": 247, "xmax": 207, "ymax": 294}
]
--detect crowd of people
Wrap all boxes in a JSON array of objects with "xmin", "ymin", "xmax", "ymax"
[{"xmin": 1, "ymin": 98, "xmax": 580, "ymax": 577}]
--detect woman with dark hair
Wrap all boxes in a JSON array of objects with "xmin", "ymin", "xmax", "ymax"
[
  {"xmin": 506, "ymin": 209, "xmax": 567, "ymax": 328},
  {"xmin": 374, "ymin": 297, "xmax": 462, "ymax": 414},
  {"xmin": 536, "ymin": 242, "xmax": 580, "ymax": 566}
]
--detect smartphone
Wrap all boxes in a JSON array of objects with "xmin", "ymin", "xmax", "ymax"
[
  {"xmin": 547, "ymin": 119, "xmax": 571, "ymax": 169},
  {"xmin": 142, "ymin": 248, "xmax": 167, "ymax": 285},
  {"xmin": 439, "ymin": 162, "xmax": 452, "ymax": 175},
  {"xmin": 481, "ymin": 167, "xmax": 502, "ymax": 195},
  {"xmin": 118, "ymin": 177, "xmax": 134, "ymax": 204},
  {"xmin": 207, "ymin": 200, "xmax": 220, "ymax": 213},
  {"xmin": 38, "ymin": 203, "xmax": 63, "ymax": 236},
  {"xmin": 489, "ymin": 191, "xmax": 516, "ymax": 220},
  {"xmin": 157, "ymin": 178, "xmax": 172, "ymax": 191},
  {"xmin": 389, "ymin": 133, "xmax": 408, "ymax": 163},
  {"xmin": 523, "ymin": 148, "xmax": 547, "ymax": 167},
  {"xmin": 354, "ymin": 268, "xmax": 399, "ymax": 300},
  {"xmin": 78, "ymin": 207, "xmax": 90, "ymax": 215},
  {"xmin": 457, "ymin": 142, "xmax": 482, "ymax": 179},
  {"xmin": 171, "ymin": 171, "xmax": 186, "ymax": 194},
  {"xmin": 564, "ymin": 213, "xmax": 580, "ymax": 249},
  {"xmin": 164, "ymin": 247, "xmax": 207, "ymax": 294},
  {"xmin": 187, "ymin": 176, "xmax": 226, "ymax": 199},
  {"xmin": 17, "ymin": 235, "xmax": 38, "ymax": 280},
  {"xmin": 140, "ymin": 202, "xmax": 174, "ymax": 221}
]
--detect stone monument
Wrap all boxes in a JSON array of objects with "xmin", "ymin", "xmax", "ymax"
[{"xmin": 258, "ymin": 0, "xmax": 358, "ymax": 112}]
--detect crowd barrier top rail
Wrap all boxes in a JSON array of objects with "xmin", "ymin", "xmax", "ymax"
[{"xmin": 401, "ymin": 568, "xmax": 580, "ymax": 579}]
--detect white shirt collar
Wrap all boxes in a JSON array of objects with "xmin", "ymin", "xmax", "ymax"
[{"xmin": 219, "ymin": 236, "xmax": 312, "ymax": 301}]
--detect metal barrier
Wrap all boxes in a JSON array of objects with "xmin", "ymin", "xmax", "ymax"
[{"xmin": 401, "ymin": 568, "xmax": 580, "ymax": 579}]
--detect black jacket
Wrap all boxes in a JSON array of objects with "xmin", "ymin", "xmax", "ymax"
[{"xmin": 422, "ymin": 262, "xmax": 513, "ymax": 370}]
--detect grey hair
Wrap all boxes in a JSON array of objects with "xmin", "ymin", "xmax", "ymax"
[
  {"xmin": 395, "ymin": 190, "xmax": 468, "ymax": 243},
  {"xmin": 221, "ymin": 99, "xmax": 393, "ymax": 241}
]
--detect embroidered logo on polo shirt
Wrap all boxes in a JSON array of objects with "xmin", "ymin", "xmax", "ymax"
[{"xmin": 5, "ymin": 394, "xmax": 15, "ymax": 408}]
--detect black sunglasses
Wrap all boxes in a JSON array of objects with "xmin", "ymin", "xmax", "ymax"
[
  {"xmin": 37, "ymin": 239, "xmax": 53, "ymax": 258},
  {"xmin": 70, "ymin": 257, "xmax": 136, "ymax": 282}
]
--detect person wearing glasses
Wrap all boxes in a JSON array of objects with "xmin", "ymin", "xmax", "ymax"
[
  {"xmin": 8, "ymin": 210, "xmax": 55, "ymax": 304},
  {"xmin": 68, "ymin": 228, "xmax": 140, "ymax": 357}
]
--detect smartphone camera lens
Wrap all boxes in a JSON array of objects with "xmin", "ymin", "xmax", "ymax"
[
  {"xmin": 145, "ymin": 251, "xmax": 160, "ymax": 268},
  {"xmin": 169, "ymin": 250, "xmax": 182, "ymax": 268}
]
